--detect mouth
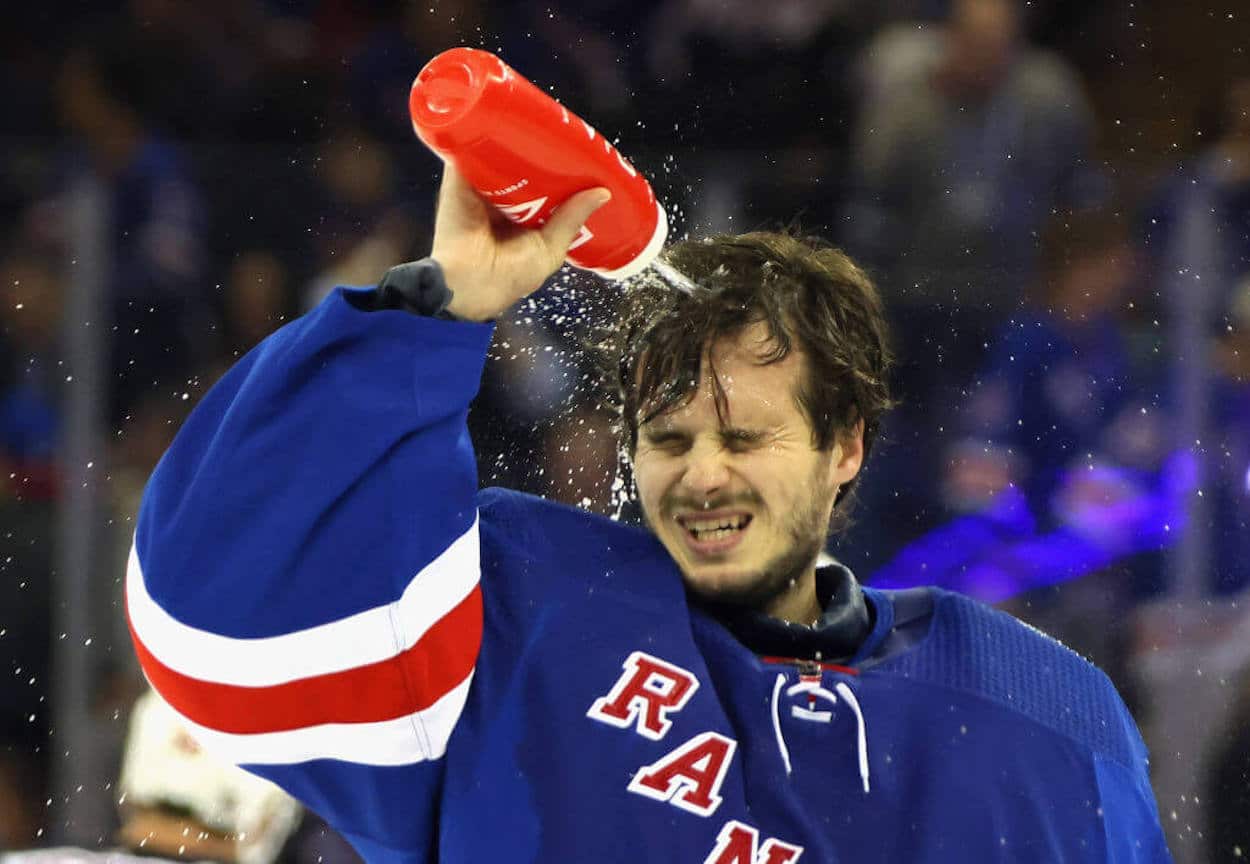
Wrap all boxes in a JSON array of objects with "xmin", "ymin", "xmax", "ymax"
[{"xmin": 674, "ymin": 510, "xmax": 753, "ymax": 556}]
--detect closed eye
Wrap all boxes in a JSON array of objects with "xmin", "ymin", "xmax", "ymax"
[
  {"xmin": 721, "ymin": 428, "xmax": 766, "ymax": 452},
  {"xmin": 642, "ymin": 431, "xmax": 691, "ymax": 453}
]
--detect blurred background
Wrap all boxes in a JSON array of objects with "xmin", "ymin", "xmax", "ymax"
[{"xmin": 0, "ymin": 0, "xmax": 1248, "ymax": 861}]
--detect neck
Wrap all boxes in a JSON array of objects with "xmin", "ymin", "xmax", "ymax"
[
  {"xmin": 698, "ymin": 561, "xmax": 874, "ymax": 664},
  {"xmin": 763, "ymin": 565, "xmax": 822, "ymax": 625}
]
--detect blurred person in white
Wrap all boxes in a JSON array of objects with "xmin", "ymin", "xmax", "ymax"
[{"xmin": 0, "ymin": 689, "xmax": 301, "ymax": 864}]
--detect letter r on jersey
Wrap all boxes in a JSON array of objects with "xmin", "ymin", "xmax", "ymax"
[
  {"xmin": 703, "ymin": 821, "xmax": 803, "ymax": 864},
  {"xmin": 587, "ymin": 651, "xmax": 699, "ymax": 740}
]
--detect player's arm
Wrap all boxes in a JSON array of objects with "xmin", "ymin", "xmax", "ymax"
[{"xmin": 125, "ymin": 165, "xmax": 607, "ymax": 862}]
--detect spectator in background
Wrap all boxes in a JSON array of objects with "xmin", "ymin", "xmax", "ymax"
[
  {"xmin": 942, "ymin": 208, "xmax": 1162, "ymax": 538},
  {"xmin": 844, "ymin": 0, "xmax": 1101, "ymax": 380},
  {"xmin": 50, "ymin": 25, "xmax": 214, "ymax": 424},
  {"xmin": 868, "ymin": 208, "xmax": 1169, "ymax": 683},
  {"xmin": 842, "ymin": 0, "xmax": 1103, "ymax": 576}
]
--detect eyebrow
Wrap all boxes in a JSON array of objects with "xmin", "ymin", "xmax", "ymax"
[
  {"xmin": 720, "ymin": 426, "xmax": 766, "ymax": 443},
  {"xmin": 641, "ymin": 427, "xmax": 688, "ymax": 443},
  {"xmin": 640, "ymin": 425, "xmax": 767, "ymax": 443}
]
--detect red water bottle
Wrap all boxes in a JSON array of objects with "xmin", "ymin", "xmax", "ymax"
[{"xmin": 409, "ymin": 47, "xmax": 667, "ymax": 280}]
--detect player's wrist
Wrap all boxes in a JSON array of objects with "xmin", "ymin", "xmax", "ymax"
[
  {"xmin": 432, "ymin": 255, "xmax": 497, "ymax": 322},
  {"xmin": 377, "ymin": 258, "xmax": 464, "ymax": 319}
]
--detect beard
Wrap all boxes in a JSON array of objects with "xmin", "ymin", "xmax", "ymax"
[{"xmin": 646, "ymin": 467, "xmax": 836, "ymax": 613}]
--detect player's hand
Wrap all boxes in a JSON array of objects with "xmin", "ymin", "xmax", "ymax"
[{"xmin": 430, "ymin": 163, "xmax": 611, "ymax": 322}]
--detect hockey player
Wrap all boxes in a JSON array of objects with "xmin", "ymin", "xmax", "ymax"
[{"xmin": 126, "ymin": 166, "xmax": 1173, "ymax": 862}]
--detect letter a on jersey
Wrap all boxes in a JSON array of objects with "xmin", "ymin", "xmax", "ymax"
[
  {"xmin": 627, "ymin": 731, "xmax": 736, "ymax": 817},
  {"xmin": 702, "ymin": 821, "xmax": 803, "ymax": 864},
  {"xmin": 587, "ymin": 651, "xmax": 699, "ymax": 740}
]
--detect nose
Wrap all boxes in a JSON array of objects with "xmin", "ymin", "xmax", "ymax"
[{"xmin": 680, "ymin": 441, "xmax": 731, "ymax": 499}]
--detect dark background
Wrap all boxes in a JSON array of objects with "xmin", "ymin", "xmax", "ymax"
[{"xmin": 1, "ymin": 1, "xmax": 1249, "ymax": 861}]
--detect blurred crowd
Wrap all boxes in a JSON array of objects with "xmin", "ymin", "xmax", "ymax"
[{"xmin": 1, "ymin": 0, "xmax": 1249, "ymax": 860}]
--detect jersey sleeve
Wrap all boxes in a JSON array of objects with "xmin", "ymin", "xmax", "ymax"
[
  {"xmin": 1095, "ymin": 703, "xmax": 1175, "ymax": 863},
  {"xmin": 125, "ymin": 286, "xmax": 495, "ymax": 862}
]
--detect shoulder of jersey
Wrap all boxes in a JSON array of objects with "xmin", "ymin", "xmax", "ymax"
[
  {"xmin": 885, "ymin": 587, "xmax": 1144, "ymax": 770},
  {"xmin": 477, "ymin": 487, "xmax": 673, "ymax": 581}
]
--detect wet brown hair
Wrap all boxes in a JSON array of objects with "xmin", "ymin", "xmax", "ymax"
[{"xmin": 601, "ymin": 229, "xmax": 895, "ymax": 520}]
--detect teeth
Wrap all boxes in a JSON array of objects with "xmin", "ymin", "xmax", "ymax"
[
  {"xmin": 683, "ymin": 516, "xmax": 748, "ymax": 539},
  {"xmin": 688, "ymin": 518, "xmax": 742, "ymax": 532},
  {"xmin": 693, "ymin": 527, "xmax": 738, "ymax": 541}
]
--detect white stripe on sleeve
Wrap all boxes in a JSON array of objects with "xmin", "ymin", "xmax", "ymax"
[{"xmin": 126, "ymin": 517, "xmax": 480, "ymax": 687}]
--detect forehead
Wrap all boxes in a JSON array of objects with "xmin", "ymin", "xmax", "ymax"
[{"xmin": 643, "ymin": 322, "xmax": 806, "ymax": 429}]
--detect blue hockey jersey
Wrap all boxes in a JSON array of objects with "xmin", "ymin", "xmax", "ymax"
[{"xmin": 126, "ymin": 286, "xmax": 1173, "ymax": 863}]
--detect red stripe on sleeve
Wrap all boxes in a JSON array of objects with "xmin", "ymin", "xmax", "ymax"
[{"xmin": 129, "ymin": 585, "xmax": 482, "ymax": 735}]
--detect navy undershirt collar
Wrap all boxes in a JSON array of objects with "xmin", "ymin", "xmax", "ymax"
[{"xmin": 697, "ymin": 563, "xmax": 876, "ymax": 664}]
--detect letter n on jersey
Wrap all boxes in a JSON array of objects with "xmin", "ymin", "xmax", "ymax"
[
  {"xmin": 586, "ymin": 651, "xmax": 698, "ymax": 740},
  {"xmin": 703, "ymin": 821, "xmax": 804, "ymax": 864}
]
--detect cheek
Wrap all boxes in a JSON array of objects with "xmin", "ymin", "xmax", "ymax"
[
  {"xmin": 743, "ymin": 454, "xmax": 810, "ymax": 506},
  {"xmin": 631, "ymin": 455, "xmax": 667, "ymax": 508}
]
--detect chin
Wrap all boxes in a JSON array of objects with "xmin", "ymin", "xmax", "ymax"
[{"xmin": 677, "ymin": 562, "xmax": 763, "ymax": 603}]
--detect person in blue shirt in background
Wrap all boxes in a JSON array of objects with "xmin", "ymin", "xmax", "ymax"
[{"xmin": 927, "ymin": 207, "xmax": 1171, "ymax": 600}]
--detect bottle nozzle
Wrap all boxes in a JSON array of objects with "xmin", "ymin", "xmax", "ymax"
[
  {"xmin": 411, "ymin": 50, "xmax": 493, "ymax": 130},
  {"xmin": 419, "ymin": 61, "xmax": 476, "ymax": 116}
]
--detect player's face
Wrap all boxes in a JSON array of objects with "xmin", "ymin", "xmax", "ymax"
[{"xmin": 633, "ymin": 324, "xmax": 863, "ymax": 620}]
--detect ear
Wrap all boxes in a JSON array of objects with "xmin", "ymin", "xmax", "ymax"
[{"xmin": 829, "ymin": 419, "xmax": 865, "ymax": 490}]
